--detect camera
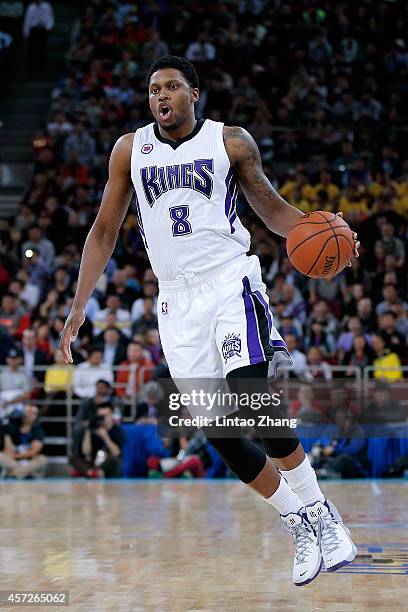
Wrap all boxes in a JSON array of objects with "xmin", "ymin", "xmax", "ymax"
[{"xmin": 88, "ymin": 414, "xmax": 105, "ymax": 431}]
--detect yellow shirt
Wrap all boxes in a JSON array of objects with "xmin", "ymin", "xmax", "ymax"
[
  {"xmin": 292, "ymin": 198, "xmax": 317, "ymax": 213},
  {"xmin": 315, "ymin": 182, "xmax": 340, "ymax": 200},
  {"xmin": 44, "ymin": 366, "xmax": 74, "ymax": 393},
  {"xmin": 373, "ymin": 352, "xmax": 402, "ymax": 382},
  {"xmin": 280, "ymin": 180, "xmax": 315, "ymax": 202},
  {"xmin": 339, "ymin": 196, "xmax": 369, "ymax": 222}
]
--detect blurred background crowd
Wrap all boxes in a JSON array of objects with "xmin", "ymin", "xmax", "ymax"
[{"xmin": 0, "ymin": 0, "xmax": 406, "ymax": 479}]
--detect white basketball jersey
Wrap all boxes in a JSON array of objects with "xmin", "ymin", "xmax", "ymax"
[{"xmin": 130, "ymin": 119, "xmax": 251, "ymax": 281}]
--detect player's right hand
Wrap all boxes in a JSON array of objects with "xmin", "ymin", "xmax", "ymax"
[{"xmin": 59, "ymin": 309, "xmax": 86, "ymax": 364}]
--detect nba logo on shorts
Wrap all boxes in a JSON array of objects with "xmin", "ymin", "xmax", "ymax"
[
  {"xmin": 161, "ymin": 301, "xmax": 168, "ymax": 315},
  {"xmin": 141, "ymin": 143, "xmax": 153, "ymax": 154},
  {"xmin": 222, "ymin": 333, "xmax": 241, "ymax": 363}
]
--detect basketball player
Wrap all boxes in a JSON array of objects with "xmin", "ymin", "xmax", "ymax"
[{"xmin": 60, "ymin": 56, "xmax": 359, "ymax": 585}]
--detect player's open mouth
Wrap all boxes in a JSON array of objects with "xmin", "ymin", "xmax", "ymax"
[{"xmin": 159, "ymin": 105, "xmax": 172, "ymax": 120}]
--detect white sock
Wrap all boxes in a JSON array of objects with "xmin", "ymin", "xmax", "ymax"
[
  {"xmin": 265, "ymin": 476, "xmax": 304, "ymax": 516},
  {"xmin": 280, "ymin": 454, "xmax": 325, "ymax": 507}
]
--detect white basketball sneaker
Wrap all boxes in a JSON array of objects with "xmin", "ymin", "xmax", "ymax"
[
  {"xmin": 281, "ymin": 509, "xmax": 322, "ymax": 586},
  {"xmin": 305, "ymin": 499, "xmax": 357, "ymax": 572}
]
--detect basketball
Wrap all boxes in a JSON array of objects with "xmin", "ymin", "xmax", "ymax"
[{"xmin": 286, "ymin": 211, "xmax": 354, "ymax": 279}]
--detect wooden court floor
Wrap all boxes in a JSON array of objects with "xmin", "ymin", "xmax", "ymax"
[{"xmin": 0, "ymin": 480, "xmax": 407, "ymax": 612}]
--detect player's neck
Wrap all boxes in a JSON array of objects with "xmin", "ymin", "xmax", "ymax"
[{"xmin": 157, "ymin": 115, "xmax": 197, "ymax": 142}]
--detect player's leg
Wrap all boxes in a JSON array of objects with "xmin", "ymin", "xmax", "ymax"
[
  {"xmin": 222, "ymin": 363, "xmax": 321, "ymax": 585},
  {"xmin": 227, "ymin": 362, "xmax": 357, "ymax": 572},
  {"xmin": 203, "ymin": 430, "xmax": 321, "ymax": 586}
]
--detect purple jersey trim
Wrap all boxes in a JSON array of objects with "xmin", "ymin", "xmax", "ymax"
[
  {"xmin": 224, "ymin": 168, "xmax": 238, "ymax": 234},
  {"xmin": 134, "ymin": 193, "xmax": 148, "ymax": 249}
]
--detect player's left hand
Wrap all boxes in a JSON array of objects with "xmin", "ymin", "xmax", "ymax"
[{"xmin": 336, "ymin": 212, "xmax": 360, "ymax": 266}]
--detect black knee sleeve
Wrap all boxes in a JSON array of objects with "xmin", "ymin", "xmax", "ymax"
[
  {"xmin": 259, "ymin": 436, "xmax": 300, "ymax": 458},
  {"xmin": 203, "ymin": 428, "xmax": 267, "ymax": 483},
  {"xmin": 226, "ymin": 362, "xmax": 300, "ymax": 459}
]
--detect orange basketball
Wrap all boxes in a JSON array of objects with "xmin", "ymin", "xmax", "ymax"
[{"xmin": 286, "ymin": 211, "xmax": 354, "ymax": 279}]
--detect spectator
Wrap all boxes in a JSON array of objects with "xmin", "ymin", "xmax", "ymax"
[
  {"xmin": 309, "ymin": 273, "xmax": 347, "ymax": 305},
  {"xmin": 132, "ymin": 297, "xmax": 158, "ymax": 334},
  {"xmin": 361, "ymin": 382, "xmax": 406, "ymax": 424},
  {"xmin": 336, "ymin": 316, "xmax": 370, "ymax": 360},
  {"xmin": 16, "ymin": 268, "xmax": 40, "ymax": 309},
  {"xmin": 376, "ymin": 284, "xmax": 407, "ymax": 317},
  {"xmin": 116, "ymin": 342, "xmax": 154, "ymax": 399},
  {"xmin": 281, "ymin": 283, "xmax": 307, "ymax": 325},
  {"xmin": 22, "ymin": 247, "xmax": 50, "ymax": 295},
  {"xmin": 378, "ymin": 311, "xmax": 406, "ymax": 359},
  {"xmin": 44, "ymin": 348, "xmax": 74, "ymax": 394},
  {"xmin": 0, "ymin": 404, "xmax": 47, "ymax": 479},
  {"xmin": 344, "ymin": 335, "xmax": 374, "ymax": 374},
  {"xmin": 308, "ymin": 300, "xmax": 338, "ymax": 337},
  {"xmin": 289, "ymin": 382, "xmax": 326, "ymax": 422},
  {"xmin": 135, "ymin": 380, "xmax": 162, "ymax": 421},
  {"xmin": 70, "ymin": 403, "xmax": 125, "ymax": 478},
  {"xmin": 142, "ymin": 31, "xmax": 169, "ymax": 66},
  {"xmin": 284, "ymin": 333, "xmax": 307, "ymax": 377},
  {"xmin": 107, "ymin": 268, "xmax": 139, "ymax": 310},
  {"xmin": 131, "ymin": 279, "xmax": 158, "ymax": 321},
  {"xmin": 144, "ymin": 328, "xmax": 161, "ymax": 364},
  {"xmin": 0, "ymin": 293, "xmax": 25, "ymax": 339},
  {"xmin": 93, "ymin": 294, "xmax": 132, "ymax": 338},
  {"xmin": 375, "ymin": 222, "xmax": 405, "ymax": 266},
  {"xmin": 371, "ymin": 334, "xmax": 402, "ymax": 382},
  {"xmin": 23, "ymin": 0, "xmax": 54, "ymax": 74},
  {"xmin": 20, "ymin": 328, "xmax": 50, "ymax": 383},
  {"xmin": 75, "ymin": 379, "xmax": 123, "ymax": 428},
  {"xmin": 311, "ymin": 408, "xmax": 368, "ymax": 479},
  {"xmin": 357, "ymin": 297, "xmax": 376, "ymax": 333},
  {"xmin": 305, "ymin": 347, "xmax": 332, "ymax": 381},
  {"xmin": 21, "ymin": 224, "xmax": 55, "ymax": 269},
  {"xmin": 305, "ymin": 320, "xmax": 336, "ymax": 356},
  {"xmin": 64, "ymin": 121, "xmax": 96, "ymax": 166},
  {"xmin": 185, "ymin": 33, "xmax": 216, "ymax": 62},
  {"xmin": 0, "ymin": 349, "xmax": 32, "ymax": 418},
  {"xmin": 73, "ymin": 348, "xmax": 114, "ymax": 399},
  {"xmin": 95, "ymin": 327, "xmax": 128, "ymax": 367},
  {"xmin": 278, "ymin": 315, "xmax": 303, "ymax": 342}
]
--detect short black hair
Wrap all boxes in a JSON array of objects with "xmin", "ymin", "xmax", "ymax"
[
  {"xmin": 97, "ymin": 403, "xmax": 113, "ymax": 412},
  {"xmin": 146, "ymin": 55, "xmax": 199, "ymax": 89}
]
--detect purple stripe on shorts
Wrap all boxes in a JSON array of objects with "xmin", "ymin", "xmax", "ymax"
[
  {"xmin": 242, "ymin": 276, "xmax": 264, "ymax": 364},
  {"xmin": 271, "ymin": 339, "xmax": 287, "ymax": 348}
]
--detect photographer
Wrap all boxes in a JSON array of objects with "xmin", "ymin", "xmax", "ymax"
[
  {"xmin": 0, "ymin": 404, "xmax": 47, "ymax": 479},
  {"xmin": 69, "ymin": 403, "xmax": 125, "ymax": 478}
]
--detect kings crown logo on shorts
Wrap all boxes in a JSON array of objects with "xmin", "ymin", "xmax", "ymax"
[{"xmin": 222, "ymin": 333, "xmax": 241, "ymax": 363}]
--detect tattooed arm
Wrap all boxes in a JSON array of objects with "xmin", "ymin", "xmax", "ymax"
[{"xmin": 223, "ymin": 126, "xmax": 304, "ymax": 237}]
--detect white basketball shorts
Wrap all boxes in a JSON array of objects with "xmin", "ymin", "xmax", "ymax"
[{"xmin": 157, "ymin": 254, "xmax": 292, "ymax": 379}]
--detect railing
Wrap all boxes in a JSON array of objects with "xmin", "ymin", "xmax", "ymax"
[
  {"xmin": 0, "ymin": 364, "xmax": 156, "ymax": 458},
  {"xmin": 0, "ymin": 364, "xmax": 406, "ymax": 460}
]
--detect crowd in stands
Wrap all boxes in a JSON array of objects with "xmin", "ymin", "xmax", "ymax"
[{"xmin": 0, "ymin": 0, "xmax": 407, "ymax": 478}]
